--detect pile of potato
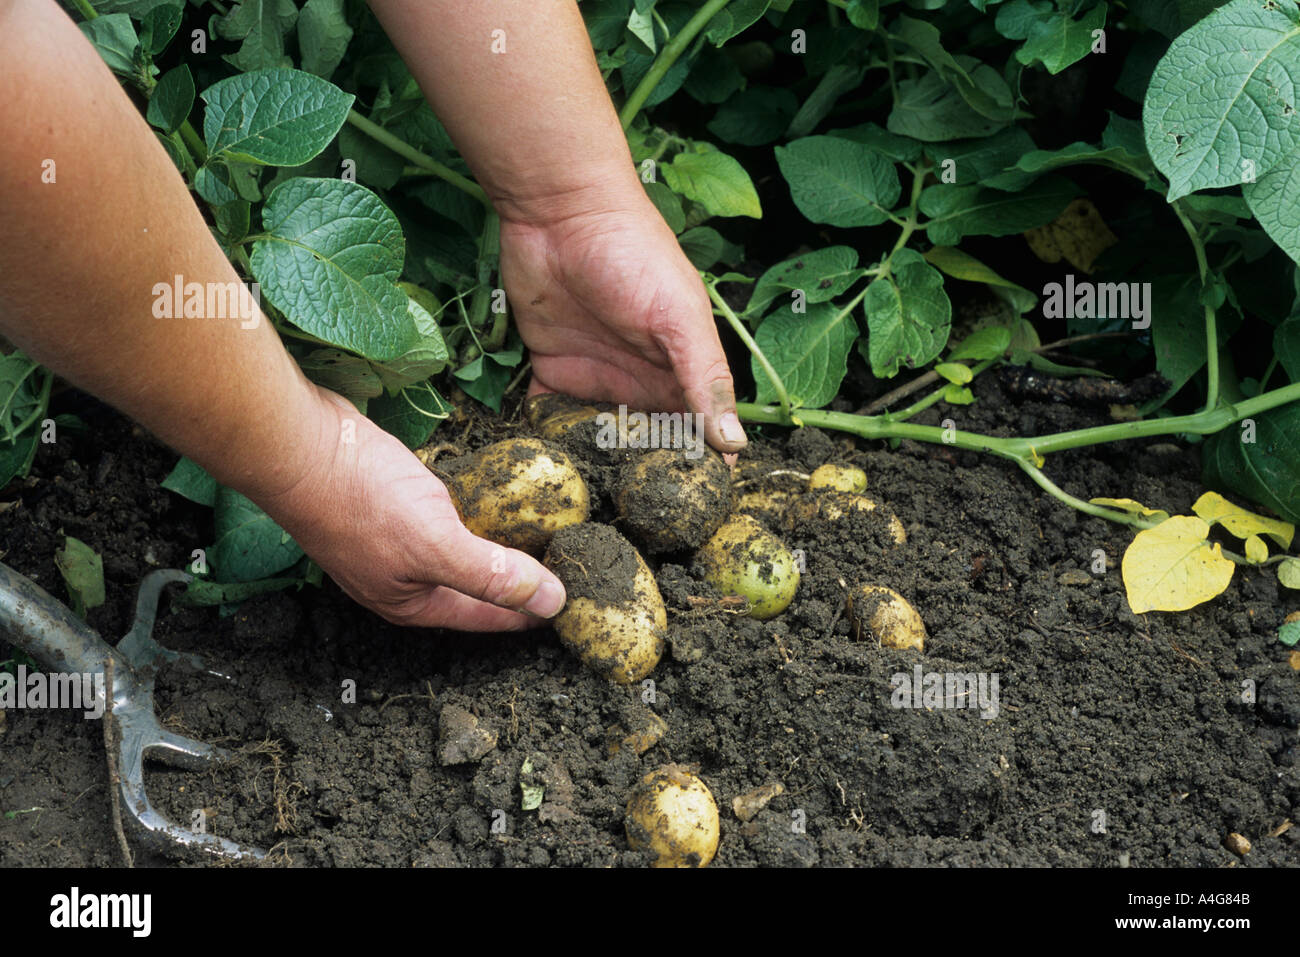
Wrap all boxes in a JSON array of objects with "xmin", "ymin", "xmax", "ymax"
[{"xmin": 420, "ymin": 394, "xmax": 928, "ymax": 866}]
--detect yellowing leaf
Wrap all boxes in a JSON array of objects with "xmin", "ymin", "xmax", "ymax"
[
  {"xmin": 1191, "ymin": 491, "xmax": 1294, "ymax": 548},
  {"xmin": 1121, "ymin": 516, "xmax": 1235, "ymax": 614},
  {"xmin": 1278, "ymin": 557, "xmax": 1300, "ymax": 590},
  {"xmin": 1023, "ymin": 198, "xmax": 1118, "ymax": 273},
  {"xmin": 1244, "ymin": 534, "xmax": 1269, "ymax": 564},
  {"xmin": 1089, "ymin": 497, "xmax": 1171, "ymax": 523}
]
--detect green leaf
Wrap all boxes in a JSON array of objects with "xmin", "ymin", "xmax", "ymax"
[
  {"xmin": 887, "ymin": 62, "xmax": 1015, "ymax": 141},
  {"xmin": 298, "ymin": 0, "xmax": 354, "ymax": 79},
  {"xmin": 584, "ymin": 0, "xmax": 634, "ymax": 49},
  {"xmin": 893, "ymin": 15, "xmax": 1015, "ymax": 119},
  {"xmin": 827, "ymin": 122, "xmax": 923, "ymax": 162},
  {"xmin": 662, "ymin": 149, "xmax": 762, "ymax": 219},
  {"xmin": 1277, "ymin": 556, "xmax": 1300, "ymax": 589},
  {"xmin": 752, "ymin": 302, "xmax": 859, "ymax": 409},
  {"xmin": 139, "ymin": 3, "xmax": 183, "ymax": 57},
  {"xmin": 924, "ymin": 128, "xmax": 1038, "ymax": 190},
  {"xmin": 787, "ymin": 64, "xmax": 867, "ymax": 139},
  {"xmin": 214, "ymin": 0, "xmax": 298, "ymax": 72},
  {"xmin": 677, "ymin": 226, "xmax": 742, "ymax": 270},
  {"xmin": 338, "ymin": 123, "xmax": 404, "ymax": 189},
  {"xmin": 162, "ymin": 456, "xmax": 217, "ymax": 507},
  {"xmin": 1243, "ymin": 155, "xmax": 1300, "ymax": 263},
  {"xmin": 920, "ymin": 176, "xmax": 1079, "ymax": 245},
  {"xmin": 684, "ymin": 47, "xmax": 744, "ymax": 103},
  {"xmin": 0, "ymin": 354, "xmax": 45, "ymax": 489},
  {"xmin": 1279, "ymin": 616, "xmax": 1300, "ymax": 645},
  {"xmin": 1202, "ymin": 403, "xmax": 1300, "ymax": 524},
  {"xmin": 643, "ymin": 180, "xmax": 686, "ymax": 233},
  {"xmin": 368, "ymin": 383, "xmax": 451, "ymax": 449},
  {"xmin": 704, "ymin": 0, "xmax": 772, "ymax": 45},
  {"xmin": 746, "ymin": 247, "xmax": 865, "ymax": 317},
  {"xmin": 78, "ymin": 14, "xmax": 140, "ymax": 76},
  {"xmin": 251, "ymin": 177, "xmax": 417, "ymax": 362},
  {"xmin": 775, "ymin": 136, "xmax": 901, "ymax": 227},
  {"xmin": 202, "ymin": 68, "xmax": 354, "ymax": 167},
  {"xmin": 178, "ymin": 576, "xmax": 305, "ymax": 607},
  {"xmin": 211, "ymin": 486, "xmax": 303, "ymax": 583},
  {"xmin": 1012, "ymin": 140, "xmax": 1154, "ymax": 181},
  {"xmin": 371, "ymin": 294, "xmax": 451, "ymax": 394},
  {"xmin": 942, "ymin": 383, "xmax": 975, "ymax": 404},
  {"xmin": 708, "ymin": 87, "xmax": 799, "ymax": 146},
  {"xmin": 862, "ymin": 248, "xmax": 953, "ymax": 378},
  {"xmin": 54, "ymin": 537, "xmax": 105, "ymax": 620},
  {"xmin": 453, "ymin": 334, "xmax": 524, "ymax": 413},
  {"xmin": 628, "ymin": 6, "xmax": 657, "ymax": 52},
  {"xmin": 1144, "ymin": 0, "xmax": 1300, "ymax": 201},
  {"xmin": 146, "ymin": 65, "xmax": 195, "ymax": 135},
  {"xmin": 1275, "ymin": 316, "xmax": 1300, "ymax": 382},
  {"xmin": 935, "ymin": 362, "xmax": 973, "ymax": 384},
  {"xmin": 947, "ymin": 324, "xmax": 1013, "ymax": 361},
  {"xmin": 846, "ymin": 0, "xmax": 880, "ymax": 30},
  {"xmin": 923, "ymin": 246, "xmax": 1037, "ymax": 314},
  {"xmin": 997, "ymin": 0, "xmax": 1108, "ymax": 75}
]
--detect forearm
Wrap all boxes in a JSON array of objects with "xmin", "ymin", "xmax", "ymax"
[
  {"xmin": 0, "ymin": 0, "xmax": 326, "ymax": 502},
  {"xmin": 366, "ymin": 0, "xmax": 645, "ymax": 224}
]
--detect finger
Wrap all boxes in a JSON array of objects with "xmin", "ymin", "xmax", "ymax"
[
  {"xmin": 428, "ymin": 521, "xmax": 568, "ymax": 619},
  {"xmin": 394, "ymin": 586, "xmax": 546, "ymax": 632},
  {"xmin": 653, "ymin": 317, "xmax": 747, "ymax": 454}
]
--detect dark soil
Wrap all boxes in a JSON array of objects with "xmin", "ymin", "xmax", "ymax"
[{"xmin": 2, "ymin": 379, "xmax": 1299, "ymax": 868}]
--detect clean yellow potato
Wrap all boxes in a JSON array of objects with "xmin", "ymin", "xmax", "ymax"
[
  {"xmin": 808, "ymin": 463, "xmax": 867, "ymax": 493},
  {"xmin": 447, "ymin": 438, "xmax": 590, "ymax": 555},
  {"xmin": 786, "ymin": 491, "xmax": 907, "ymax": 545},
  {"xmin": 696, "ymin": 514, "xmax": 800, "ymax": 620},
  {"xmin": 545, "ymin": 524, "xmax": 666, "ymax": 684},
  {"xmin": 625, "ymin": 765, "xmax": 720, "ymax": 868},
  {"xmin": 848, "ymin": 585, "xmax": 926, "ymax": 652},
  {"xmin": 615, "ymin": 448, "xmax": 732, "ymax": 554}
]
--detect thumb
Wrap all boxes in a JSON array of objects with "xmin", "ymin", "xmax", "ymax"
[{"xmin": 429, "ymin": 522, "xmax": 568, "ymax": 619}]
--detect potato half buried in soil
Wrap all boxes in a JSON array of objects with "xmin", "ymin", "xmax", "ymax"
[
  {"xmin": 625, "ymin": 764, "xmax": 720, "ymax": 868},
  {"xmin": 524, "ymin": 393, "xmax": 617, "ymax": 443},
  {"xmin": 445, "ymin": 438, "xmax": 589, "ymax": 555},
  {"xmin": 808, "ymin": 463, "xmax": 867, "ymax": 493},
  {"xmin": 544, "ymin": 523, "xmax": 667, "ymax": 683},
  {"xmin": 786, "ymin": 491, "xmax": 907, "ymax": 546},
  {"xmin": 696, "ymin": 514, "xmax": 800, "ymax": 620},
  {"xmin": 848, "ymin": 584, "xmax": 926, "ymax": 652},
  {"xmin": 615, "ymin": 447, "xmax": 732, "ymax": 554}
]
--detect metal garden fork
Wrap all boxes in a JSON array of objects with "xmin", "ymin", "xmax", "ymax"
[{"xmin": 0, "ymin": 559, "xmax": 266, "ymax": 861}]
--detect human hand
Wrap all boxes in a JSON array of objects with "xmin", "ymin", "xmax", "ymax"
[
  {"xmin": 498, "ymin": 190, "xmax": 747, "ymax": 455},
  {"xmin": 259, "ymin": 388, "xmax": 566, "ymax": 630}
]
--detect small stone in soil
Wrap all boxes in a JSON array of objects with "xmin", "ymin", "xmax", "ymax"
[{"xmin": 437, "ymin": 704, "xmax": 498, "ymax": 766}]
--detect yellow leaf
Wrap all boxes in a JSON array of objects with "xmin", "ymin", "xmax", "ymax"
[
  {"xmin": 1244, "ymin": 535, "xmax": 1269, "ymax": 564},
  {"xmin": 1089, "ymin": 497, "xmax": 1171, "ymax": 523},
  {"xmin": 1121, "ymin": 516, "xmax": 1235, "ymax": 613},
  {"xmin": 1023, "ymin": 198, "xmax": 1118, "ymax": 273},
  {"xmin": 1191, "ymin": 491, "xmax": 1294, "ymax": 548}
]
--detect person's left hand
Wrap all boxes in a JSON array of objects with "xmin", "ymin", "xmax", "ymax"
[{"xmin": 498, "ymin": 190, "xmax": 747, "ymax": 455}]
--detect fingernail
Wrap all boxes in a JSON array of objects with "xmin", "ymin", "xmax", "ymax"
[
  {"xmin": 522, "ymin": 579, "xmax": 566, "ymax": 619},
  {"xmin": 719, "ymin": 411, "xmax": 746, "ymax": 448}
]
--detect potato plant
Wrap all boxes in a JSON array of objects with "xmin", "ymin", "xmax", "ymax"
[{"xmin": 5, "ymin": 0, "xmax": 1297, "ymax": 622}]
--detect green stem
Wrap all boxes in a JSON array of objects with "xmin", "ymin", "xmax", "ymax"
[
  {"xmin": 72, "ymin": 0, "xmax": 98, "ymax": 19},
  {"xmin": 179, "ymin": 120, "xmax": 207, "ymax": 165},
  {"xmin": 345, "ymin": 110, "xmax": 488, "ymax": 206},
  {"xmin": 619, "ymin": 0, "xmax": 734, "ymax": 129},
  {"xmin": 1016, "ymin": 460, "xmax": 1157, "ymax": 530},
  {"xmin": 707, "ymin": 281, "xmax": 792, "ymax": 421},
  {"xmin": 1172, "ymin": 199, "xmax": 1219, "ymax": 412},
  {"xmin": 889, "ymin": 358, "xmax": 997, "ymax": 422}
]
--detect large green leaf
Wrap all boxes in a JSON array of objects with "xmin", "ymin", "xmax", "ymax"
[
  {"xmin": 704, "ymin": 0, "xmax": 771, "ymax": 45},
  {"xmin": 298, "ymin": 0, "xmax": 354, "ymax": 79},
  {"xmin": 251, "ymin": 178, "xmax": 417, "ymax": 362},
  {"xmin": 752, "ymin": 303, "xmax": 859, "ymax": 409},
  {"xmin": 924, "ymin": 128, "xmax": 1037, "ymax": 190},
  {"xmin": 162, "ymin": 456, "xmax": 218, "ymax": 507},
  {"xmin": 146, "ymin": 65, "xmax": 195, "ymax": 135},
  {"xmin": 920, "ymin": 176, "xmax": 1079, "ymax": 245},
  {"xmin": 862, "ymin": 248, "xmax": 952, "ymax": 378},
  {"xmin": 1202, "ymin": 404, "xmax": 1300, "ymax": 524},
  {"xmin": 1144, "ymin": 0, "xmax": 1300, "ymax": 200},
  {"xmin": 1243, "ymin": 155, "xmax": 1300, "ymax": 263},
  {"xmin": 887, "ymin": 62, "xmax": 1014, "ymax": 141},
  {"xmin": 202, "ymin": 68, "xmax": 354, "ymax": 167},
  {"xmin": 707, "ymin": 87, "xmax": 798, "ymax": 146},
  {"xmin": 211, "ymin": 486, "xmax": 303, "ymax": 582},
  {"xmin": 745, "ymin": 247, "xmax": 865, "ymax": 317},
  {"xmin": 996, "ymin": 0, "xmax": 1108, "ymax": 75},
  {"xmin": 78, "ymin": 14, "xmax": 140, "ymax": 76},
  {"xmin": 893, "ymin": 15, "xmax": 1015, "ymax": 119},
  {"xmin": 662, "ymin": 148, "xmax": 762, "ymax": 219},
  {"xmin": 775, "ymin": 136, "xmax": 901, "ymax": 227}
]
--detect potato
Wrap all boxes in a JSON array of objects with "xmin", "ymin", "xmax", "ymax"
[
  {"xmin": 734, "ymin": 487, "xmax": 795, "ymax": 530},
  {"xmin": 786, "ymin": 491, "xmax": 907, "ymax": 545},
  {"xmin": 615, "ymin": 447, "xmax": 732, "ymax": 554},
  {"xmin": 808, "ymin": 463, "xmax": 867, "ymax": 493},
  {"xmin": 848, "ymin": 585, "xmax": 926, "ymax": 652},
  {"xmin": 524, "ymin": 393, "xmax": 616, "ymax": 443},
  {"xmin": 445, "ymin": 438, "xmax": 590, "ymax": 555},
  {"xmin": 544, "ymin": 523, "xmax": 666, "ymax": 683},
  {"xmin": 696, "ymin": 514, "xmax": 800, "ymax": 620},
  {"xmin": 625, "ymin": 764, "xmax": 720, "ymax": 868}
]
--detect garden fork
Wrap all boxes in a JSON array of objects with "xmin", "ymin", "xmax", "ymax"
[{"xmin": 0, "ymin": 559, "xmax": 266, "ymax": 862}]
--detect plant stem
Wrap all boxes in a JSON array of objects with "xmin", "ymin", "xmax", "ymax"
[
  {"xmin": 345, "ymin": 110, "xmax": 488, "ymax": 206},
  {"xmin": 1172, "ymin": 198, "xmax": 1219, "ymax": 412},
  {"xmin": 619, "ymin": 0, "xmax": 734, "ymax": 129},
  {"xmin": 1015, "ymin": 459, "xmax": 1158, "ymax": 530},
  {"xmin": 888, "ymin": 358, "xmax": 997, "ymax": 422},
  {"xmin": 179, "ymin": 120, "xmax": 207, "ymax": 165},
  {"xmin": 72, "ymin": 0, "xmax": 98, "ymax": 19},
  {"xmin": 707, "ymin": 282, "xmax": 792, "ymax": 421}
]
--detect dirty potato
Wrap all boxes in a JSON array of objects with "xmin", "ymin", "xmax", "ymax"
[
  {"xmin": 615, "ymin": 447, "xmax": 732, "ymax": 554},
  {"xmin": 625, "ymin": 764, "xmax": 720, "ymax": 868},
  {"xmin": 696, "ymin": 514, "xmax": 800, "ymax": 620}
]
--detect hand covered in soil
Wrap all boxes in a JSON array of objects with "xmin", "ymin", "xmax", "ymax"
[
  {"xmin": 499, "ymin": 194, "xmax": 747, "ymax": 456},
  {"xmin": 260, "ymin": 388, "xmax": 566, "ymax": 631}
]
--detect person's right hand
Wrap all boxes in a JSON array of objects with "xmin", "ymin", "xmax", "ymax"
[{"xmin": 258, "ymin": 387, "xmax": 567, "ymax": 631}]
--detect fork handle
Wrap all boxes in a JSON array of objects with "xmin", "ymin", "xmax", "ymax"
[{"xmin": 0, "ymin": 560, "xmax": 124, "ymax": 675}]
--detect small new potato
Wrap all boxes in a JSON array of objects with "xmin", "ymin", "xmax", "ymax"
[
  {"xmin": 786, "ymin": 491, "xmax": 907, "ymax": 545},
  {"xmin": 696, "ymin": 514, "xmax": 800, "ymax": 620},
  {"xmin": 808, "ymin": 463, "xmax": 867, "ymax": 493},
  {"xmin": 615, "ymin": 447, "xmax": 732, "ymax": 554},
  {"xmin": 848, "ymin": 585, "xmax": 926, "ymax": 652},
  {"xmin": 545, "ymin": 523, "xmax": 667, "ymax": 683},
  {"xmin": 625, "ymin": 765, "xmax": 720, "ymax": 868},
  {"xmin": 734, "ymin": 487, "xmax": 795, "ymax": 530},
  {"xmin": 447, "ymin": 438, "xmax": 589, "ymax": 555}
]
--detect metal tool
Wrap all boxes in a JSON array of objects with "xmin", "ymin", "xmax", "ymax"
[{"xmin": 0, "ymin": 560, "xmax": 266, "ymax": 862}]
